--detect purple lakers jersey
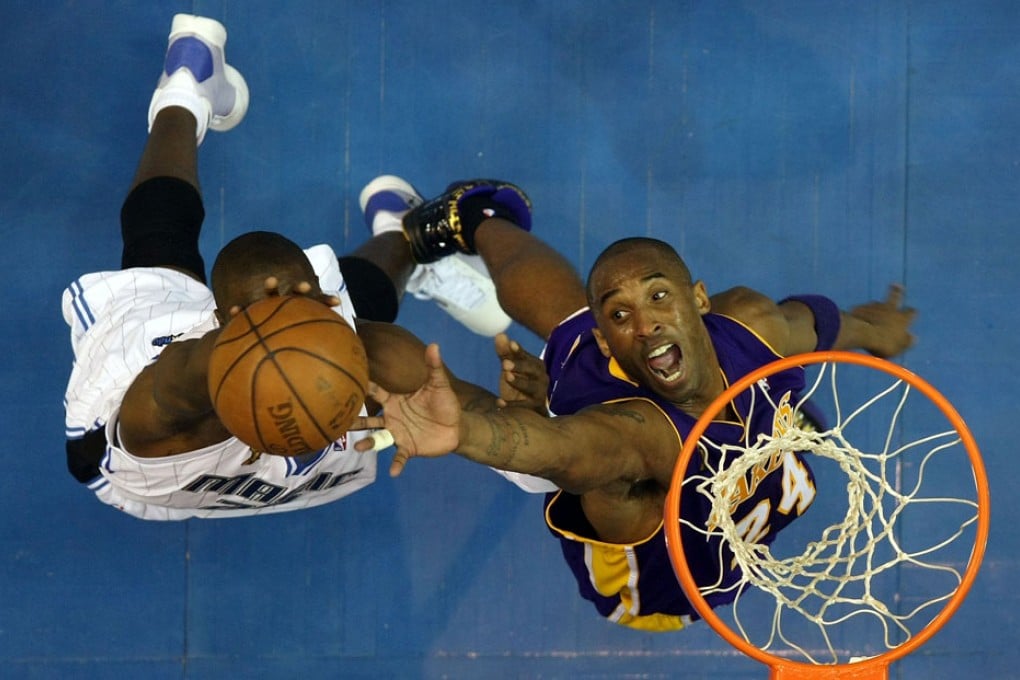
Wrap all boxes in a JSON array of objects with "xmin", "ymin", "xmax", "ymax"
[{"xmin": 542, "ymin": 309, "xmax": 815, "ymax": 631}]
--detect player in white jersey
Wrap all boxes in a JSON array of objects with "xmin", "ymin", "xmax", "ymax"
[
  {"xmin": 64, "ymin": 244, "xmax": 376, "ymax": 520},
  {"xmin": 63, "ymin": 14, "xmax": 539, "ymax": 520}
]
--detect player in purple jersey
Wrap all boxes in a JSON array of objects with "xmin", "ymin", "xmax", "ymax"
[{"xmin": 355, "ymin": 185, "xmax": 917, "ymax": 630}]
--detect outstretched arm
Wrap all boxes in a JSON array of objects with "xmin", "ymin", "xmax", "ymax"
[
  {"xmin": 355, "ymin": 320, "xmax": 504, "ymax": 416},
  {"xmin": 354, "ymin": 344, "xmax": 676, "ymax": 492},
  {"xmin": 711, "ymin": 284, "xmax": 917, "ymax": 358}
]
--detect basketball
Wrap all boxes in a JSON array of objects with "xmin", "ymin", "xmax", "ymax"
[{"xmin": 207, "ymin": 295, "xmax": 369, "ymax": 456}]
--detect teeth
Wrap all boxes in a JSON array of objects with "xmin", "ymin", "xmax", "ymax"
[{"xmin": 648, "ymin": 344, "xmax": 672, "ymax": 358}]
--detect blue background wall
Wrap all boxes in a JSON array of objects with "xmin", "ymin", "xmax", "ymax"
[{"xmin": 1, "ymin": 1, "xmax": 1016, "ymax": 677}]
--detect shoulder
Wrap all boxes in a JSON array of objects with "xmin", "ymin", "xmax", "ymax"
[
  {"xmin": 710, "ymin": 286, "xmax": 780, "ymax": 326},
  {"xmin": 709, "ymin": 286, "xmax": 789, "ymax": 351}
]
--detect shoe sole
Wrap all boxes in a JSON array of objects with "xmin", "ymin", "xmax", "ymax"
[
  {"xmin": 211, "ymin": 64, "xmax": 248, "ymax": 131},
  {"xmin": 170, "ymin": 14, "xmax": 226, "ymax": 45}
]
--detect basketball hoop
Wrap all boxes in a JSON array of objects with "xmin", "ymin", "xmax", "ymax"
[{"xmin": 664, "ymin": 351, "xmax": 990, "ymax": 679}]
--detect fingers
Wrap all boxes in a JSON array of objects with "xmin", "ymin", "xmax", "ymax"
[
  {"xmin": 885, "ymin": 283, "xmax": 916, "ymax": 312},
  {"xmin": 494, "ymin": 333, "xmax": 512, "ymax": 358},
  {"xmin": 495, "ymin": 333, "xmax": 527, "ymax": 361},
  {"xmin": 262, "ymin": 276, "xmax": 281, "ymax": 295},
  {"xmin": 425, "ymin": 343, "xmax": 444, "ymax": 370},
  {"xmin": 365, "ymin": 380, "xmax": 391, "ymax": 405},
  {"xmin": 389, "ymin": 450, "xmax": 409, "ymax": 477},
  {"xmin": 260, "ymin": 277, "xmax": 338, "ymax": 306},
  {"xmin": 350, "ymin": 416, "xmax": 391, "ymax": 453},
  {"xmin": 349, "ymin": 415, "xmax": 384, "ymax": 431},
  {"xmin": 885, "ymin": 283, "xmax": 918, "ymax": 325},
  {"xmin": 885, "ymin": 284, "xmax": 905, "ymax": 307}
]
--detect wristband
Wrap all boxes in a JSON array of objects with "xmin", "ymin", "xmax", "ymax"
[{"xmin": 779, "ymin": 294, "xmax": 841, "ymax": 351}]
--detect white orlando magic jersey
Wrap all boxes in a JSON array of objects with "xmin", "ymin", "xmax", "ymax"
[{"xmin": 63, "ymin": 244, "xmax": 375, "ymax": 520}]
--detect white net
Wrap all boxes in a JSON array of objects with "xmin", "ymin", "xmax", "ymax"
[{"xmin": 679, "ymin": 359, "xmax": 983, "ymax": 666}]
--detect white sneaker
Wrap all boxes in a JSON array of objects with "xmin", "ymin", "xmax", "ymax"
[
  {"xmin": 359, "ymin": 175, "xmax": 513, "ymax": 336},
  {"xmin": 406, "ymin": 255, "xmax": 512, "ymax": 337},
  {"xmin": 358, "ymin": 175, "xmax": 424, "ymax": 235},
  {"xmin": 148, "ymin": 14, "xmax": 249, "ymax": 144}
]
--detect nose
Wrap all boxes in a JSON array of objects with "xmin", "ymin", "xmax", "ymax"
[{"xmin": 633, "ymin": 309, "xmax": 663, "ymax": 338}]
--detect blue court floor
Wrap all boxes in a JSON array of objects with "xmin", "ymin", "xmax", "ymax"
[{"xmin": 1, "ymin": 1, "xmax": 1017, "ymax": 677}]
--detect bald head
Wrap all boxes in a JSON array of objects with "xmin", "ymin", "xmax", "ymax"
[
  {"xmin": 586, "ymin": 237, "xmax": 693, "ymax": 308},
  {"xmin": 210, "ymin": 231, "xmax": 317, "ymax": 312}
]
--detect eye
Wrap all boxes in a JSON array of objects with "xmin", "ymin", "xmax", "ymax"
[
  {"xmin": 651, "ymin": 289, "xmax": 669, "ymax": 302},
  {"xmin": 610, "ymin": 308, "xmax": 630, "ymax": 322}
]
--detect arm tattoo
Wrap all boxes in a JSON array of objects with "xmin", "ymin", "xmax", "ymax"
[
  {"xmin": 482, "ymin": 410, "xmax": 531, "ymax": 467},
  {"xmin": 591, "ymin": 403, "xmax": 647, "ymax": 425},
  {"xmin": 461, "ymin": 393, "xmax": 494, "ymax": 414}
]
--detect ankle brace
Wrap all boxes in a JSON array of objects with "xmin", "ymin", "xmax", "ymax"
[{"xmin": 454, "ymin": 193, "xmax": 519, "ymax": 251}]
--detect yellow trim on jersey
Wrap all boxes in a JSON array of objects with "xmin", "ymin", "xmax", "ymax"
[
  {"xmin": 614, "ymin": 610, "xmax": 688, "ymax": 632},
  {"xmin": 711, "ymin": 312, "xmax": 785, "ymax": 360},
  {"xmin": 545, "ymin": 396, "xmax": 690, "ymax": 632},
  {"xmin": 607, "ymin": 356, "xmax": 640, "ymax": 386}
]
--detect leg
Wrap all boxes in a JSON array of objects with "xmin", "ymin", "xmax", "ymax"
[
  {"xmin": 349, "ymin": 176, "xmax": 513, "ymax": 335},
  {"xmin": 402, "ymin": 180, "xmax": 587, "ymax": 340},
  {"xmin": 131, "ymin": 106, "xmax": 200, "ymax": 192},
  {"xmin": 337, "ymin": 235, "xmax": 408, "ymax": 323},
  {"xmin": 337, "ymin": 177, "xmax": 421, "ymax": 322},
  {"xmin": 121, "ymin": 14, "xmax": 248, "ymax": 281},
  {"xmin": 121, "ymin": 108, "xmax": 207, "ymax": 280},
  {"xmin": 69, "ymin": 13, "xmax": 247, "ymax": 482},
  {"xmin": 473, "ymin": 218, "xmax": 587, "ymax": 341}
]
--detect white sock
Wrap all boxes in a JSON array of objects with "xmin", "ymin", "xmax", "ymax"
[
  {"xmin": 147, "ymin": 70, "xmax": 212, "ymax": 144},
  {"xmin": 371, "ymin": 210, "xmax": 409, "ymax": 236}
]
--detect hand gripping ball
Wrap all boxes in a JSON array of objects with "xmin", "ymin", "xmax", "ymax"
[{"xmin": 207, "ymin": 295, "xmax": 369, "ymax": 456}]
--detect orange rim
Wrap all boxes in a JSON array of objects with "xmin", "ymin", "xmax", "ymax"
[{"xmin": 663, "ymin": 351, "xmax": 990, "ymax": 677}]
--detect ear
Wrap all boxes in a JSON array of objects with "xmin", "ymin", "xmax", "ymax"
[
  {"xmin": 592, "ymin": 327, "xmax": 613, "ymax": 358},
  {"xmin": 692, "ymin": 280, "xmax": 711, "ymax": 315}
]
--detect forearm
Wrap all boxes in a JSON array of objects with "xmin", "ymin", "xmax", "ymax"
[
  {"xmin": 455, "ymin": 408, "xmax": 576, "ymax": 485},
  {"xmin": 451, "ymin": 379, "xmax": 503, "ymax": 415},
  {"xmin": 151, "ymin": 330, "xmax": 220, "ymax": 416},
  {"xmin": 832, "ymin": 312, "xmax": 886, "ymax": 353}
]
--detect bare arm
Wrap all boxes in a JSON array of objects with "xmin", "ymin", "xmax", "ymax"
[
  {"xmin": 355, "ymin": 320, "xmax": 506, "ymax": 415},
  {"xmin": 710, "ymin": 284, "xmax": 917, "ymax": 358},
  {"xmin": 118, "ymin": 327, "xmax": 230, "ymax": 456},
  {"xmin": 354, "ymin": 343, "xmax": 678, "ymax": 493}
]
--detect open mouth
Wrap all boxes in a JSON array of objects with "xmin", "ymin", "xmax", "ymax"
[{"xmin": 647, "ymin": 343, "xmax": 684, "ymax": 383}]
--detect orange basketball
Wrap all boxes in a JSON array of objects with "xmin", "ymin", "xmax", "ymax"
[{"xmin": 207, "ymin": 295, "xmax": 369, "ymax": 456}]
